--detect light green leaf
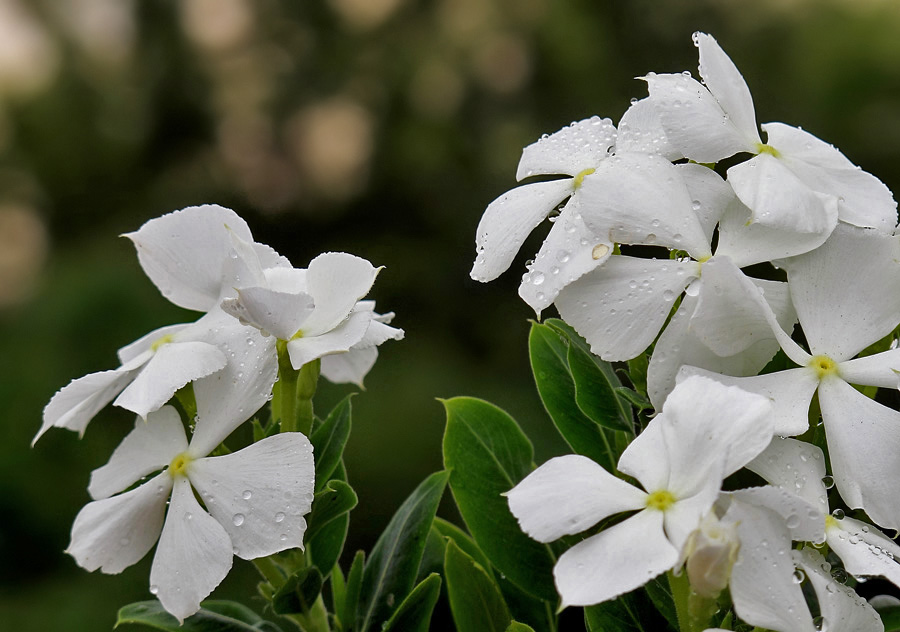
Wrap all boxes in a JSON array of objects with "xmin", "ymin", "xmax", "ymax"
[
  {"xmin": 356, "ymin": 470, "xmax": 449, "ymax": 632},
  {"xmin": 310, "ymin": 395, "xmax": 353, "ymax": 492},
  {"xmin": 442, "ymin": 396, "xmax": 557, "ymax": 602},
  {"xmin": 272, "ymin": 567, "xmax": 324, "ymax": 616},
  {"xmin": 116, "ymin": 601, "xmax": 281, "ymax": 631},
  {"xmin": 445, "ymin": 539, "xmax": 511, "ymax": 632},
  {"xmin": 381, "ymin": 573, "xmax": 442, "ymax": 632}
]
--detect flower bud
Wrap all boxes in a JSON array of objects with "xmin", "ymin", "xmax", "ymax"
[{"xmin": 682, "ymin": 512, "xmax": 740, "ymax": 598}]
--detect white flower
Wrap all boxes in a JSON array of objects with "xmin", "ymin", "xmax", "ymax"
[
  {"xmin": 66, "ymin": 328, "xmax": 314, "ymax": 622},
  {"xmin": 505, "ymin": 375, "xmax": 773, "ymax": 607},
  {"xmin": 645, "ymin": 32, "xmax": 896, "ymax": 235},
  {"xmin": 680, "ymin": 511, "xmax": 740, "ymax": 598},
  {"xmin": 36, "ymin": 204, "xmax": 278, "ymax": 443}
]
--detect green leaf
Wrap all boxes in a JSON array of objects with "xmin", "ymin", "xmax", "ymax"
[
  {"xmin": 381, "ymin": 573, "xmax": 443, "ymax": 632},
  {"xmin": 498, "ymin": 576, "xmax": 555, "ymax": 632},
  {"xmin": 442, "ymin": 396, "xmax": 557, "ymax": 602},
  {"xmin": 567, "ymin": 342, "xmax": 633, "ymax": 432},
  {"xmin": 272, "ymin": 567, "xmax": 324, "ymax": 616},
  {"xmin": 356, "ymin": 470, "xmax": 449, "ymax": 632},
  {"xmin": 879, "ymin": 605, "xmax": 900, "ymax": 631},
  {"xmin": 416, "ymin": 524, "xmax": 447, "ymax": 583},
  {"xmin": 645, "ymin": 576, "xmax": 678, "ymax": 631},
  {"xmin": 116, "ymin": 601, "xmax": 281, "ymax": 631},
  {"xmin": 505, "ymin": 623, "xmax": 536, "ymax": 632},
  {"xmin": 626, "ymin": 352, "xmax": 649, "ymax": 395},
  {"xmin": 339, "ymin": 551, "xmax": 365, "ymax": 632},
  {"xmin": 528, "ymin": 321, "xmax": 621, "ymax": 472},
  {"xmin": 331, "ymin": 563, "xmax": 347, "ymax": 622},
  {"xmin": 432, "ymin": 517, "xmax": 494, "ymax": 578},
  {"xmin": 584, "ymin": 588, "xmax": 672, "ymax": 632},
  {"xmin": 310, "ymin": 395, "xmax": 353, "ymax": 492},
  {"xmin": 306, "ymin": 479, "xmax": 358, "ymax": 543},
  {"xmin": 306, "ymin": 463, "xmax": 354, "ymax": 579},
  {"xmin": 614, "ymin": 386, "xmax": 653, "ymax": 412},
  {"xmin": 445, "ymin": 539, "xmax": 512, "ymax": 632}
]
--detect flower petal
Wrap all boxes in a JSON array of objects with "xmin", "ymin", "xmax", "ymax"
[
  {"xmin": 615, "ymin": 97, "xmax": 681, "ymax": 160},
  {"xmin": 729, "ymin": 485, "xmax": 824, "ymax": 545},
  {"xmin": 746, "ymin": 437, "xmax": 828, "ymax": 518},
  {"xmin": 798, "ymin": 548, "xmax": 884, "ymax": 632},
  {"xmin": 189, "ymin": 433, "xmax": 315, "ymax": 559},
  {"xmin": 784, "ymin": 222, "xmax": 900, "ymax": 361},
  {"xmin": 320, "ymin": 347, "xmax": 378, "ymax": 387},
  {"xmin": 150, "ymin": 476, "xmax": 233, "ymax": 623},
  {"xmin": 555, "ymin": 255, "xmax": 696, "ymax": 361},
  {"xmin": 827, "ymin": 515, "xmax": 900, "ymax": 590},
  {"xmin": 554, "ymin": 509, "xmax": 678, "ymax": 607},
  {"xmin": 89, "ymin": 406, "xmax": 188, "ymax": 500},
  {"xmin": 727, "ymin": 153, "xmax": 839, "ymax": 235},
  {"xmin": 222, "ymin": 286, "xmax": 315, "ymax": 341},
  {"xmin": 471, "ymin": 179, "xmax": 575, "ymax": 282},
  {"xmin": 677, "ymin": 163, "xmax": 732, "ymax": 246},
  {"xmin": 117, "ymin": 323, "xmax": 190, "ymax": 365},
  {"xmin": 838, "ymin": 348, "xmax": 900, "ymax": 389},
  {"xmin": 516, "ymin": 117, "xmax": 616, "ymax": 180},
  {"xmin": 124, "ymin": 205, "xmax": 253, "ymax": 312},
  {"xmin": 287, "ymin": 308, "xmax": 373, "ymax": 370},
  {"xmin": 819, "ymin": 377, "xmax": 900, "ymax": 530},
  {"xmin": 68, "ymin": 473, "xmax": 171, "ymax": 574},
  {"xmin": 506, "ymin": 454, "xmax": 646, "ymax": 543},
  {"xmin": 301, "ymin": 252, "xmax": 380, "ymax": 336}
]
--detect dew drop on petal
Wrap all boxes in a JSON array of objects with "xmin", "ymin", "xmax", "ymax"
[
  {"xmin": 831, "ymin": 508, "xmax": 845, "ymax": 520},
  {"xmin": 149, "ymin": 585, "xmax": 159, "ymax": 595},
  {"xmin": 792, "ymin": 569, "xmax": 805, "ymax": 584},
  {"xmin": 275, "ymin": 512, "xmax": 285, "ymax": 523},
  {"xmin": 822, "ymin": 475, "xmax": 834, "ymax": 489},
  {"xmin": 233, "ymin": 513, "xmax": 245, "ymax": 526},
  {"xmin": 242, "ymin": 490, "xmax": 252, "ymax": 500}
]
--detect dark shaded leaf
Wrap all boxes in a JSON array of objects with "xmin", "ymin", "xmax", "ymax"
[
  {"xmin": 445, "ymin": 539, "xmax": 511, "ymax": 632},
  {"xmin": 116, "ymin": 601, "xmax": 281, "ymax": 631},
  {"xmin": 310, "ymin": 395, "xmax": 353, "ymax": 492},
  {"xmin": 272, "ymin": 567, "xmax": 324, "ymax": 616},
  {"xmin": 381, "ymin": 573, "xmax": 442, "ymax": 632}
]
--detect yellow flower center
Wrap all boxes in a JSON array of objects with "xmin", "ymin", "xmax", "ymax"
[
  {"xmin": 151, "ymin": 334, "xmax": 175, "ymax": 352},
  {"xmin": 825, "ymin": 515, "xmax": 839, "ymax": 530},
  {"xmin": 168, "ymin": 452, "xmax": 194, "ymax": 478},
  {"xmin": 573, "ymin": 168, "xmax": 596, "ymax": 190},
  {"xmin": 809, "ymin": 355, "xmax": 839, "ymax": 380},
  {"xmin": 756, "ymin": 143, "xmax": 781, "ymax": 158},
  {"xmin": 646, "ymin": 490, "xmax": 677, "ymax": 512}
]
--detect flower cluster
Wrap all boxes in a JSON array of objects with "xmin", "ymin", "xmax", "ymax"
[
  {"xmin": 478, "ymin": 33, "xmax": 900, "ymax": 631},
  {"xmin": 39, "ymin": 204, "xmax": 402, "ymax": 621}
]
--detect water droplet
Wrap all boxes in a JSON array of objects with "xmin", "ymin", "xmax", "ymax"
[
  {"xmin": 792, "ymin": 569, "xmax": 805, "ymax": 584},
  {"xmin": 822, "ymin": 475, "xmax": 834, "ymax": 489},
  {"xmin": 233, "ymin": 513, "xmax": 245, "ymax": 526},
  {"xmin": 832, "ymin": 508, "xmax": 845, "ymax": 520},
  {"xmin": 149, "ymin": 585, "xmax": 159, "ymax": 595},
  {"xmin": 786, "ymin": 514, "xmax": 801, "ymax": 529},
  {"xmin": 531, "ymin": 271, "xmax": 545, "ymax": 286},
  {"xmin": 242, "ymin": 490, "xmax": 252, "ymax": 500},
  {"xmin": 691, "ymin": 200, "xmax": 701, "ymax": 211}
]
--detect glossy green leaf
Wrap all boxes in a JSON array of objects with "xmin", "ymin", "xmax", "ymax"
[
  {"xmin": 381, "ymin": 573, "xmax": 442, "ymax": 632},
  {"xmin": 306, "ymin": 479, "xmax": 358, "ymax": 543},
  {"xmin": 445, "ymin": 539, "xmax": 511, "ymax": 632},
  {"xmin": 567, "ymin": 342, "xmax": 633, "ymax": 432},
  {"xmin": 645, "ymin": 576, "xmax": 678, "ymax": 630},
  {"xmin": 310, "ymin": 395, "xmax": 353, "ymax": 492},
  {"xmin": 505, "ymin": 623, "xmax": 536, "ymax": 632},
  {"xmin": 584, "ymin": 588, "xmax": 670, "ymax": 632},
  {"xmin": 272, "ymin": 567, "xmax": 324, "ymax": 616},
  {"xmin": 528, "ymin": 322, "xmax": 620, "ymax": 472},
  {"xmin": 307, "ymin": 463, "xmax": 355, "ymax": 578},
  {"xmin": 416, "ymin": 524, "xmax": 447, "ymax": 583},
  {"xmin": 879, "ymin": 605, "xmax": 900, "ymax": 631},
  {"xmin": 442, "ymin": 396, "xmax": 557, "ymax": 602},
  {"xmin": 116, "ymin": 601, "xmax": 281, "ymax": 631},
  {"xmin": 339, "ymin": 551, "xmax": 365, "ymax": 632},
  {"xmin": 356, "ymin": 470, "xmax": 449, "ymax": 632},
  {"xmin": 432, "ymin": 517, "xmax": 494, "ymax": 578},
  {"xmin": 331, "ymin": 563, "xmax": 347, "ymax": 622},
  {"xmin": 498, "ymin": 575, "xmax": 556, "ymax": 632}
]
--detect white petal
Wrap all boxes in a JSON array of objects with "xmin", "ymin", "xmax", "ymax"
[
  {"xmin": 645, "ymin": 73, "xmax": 757, "ymax": 162},
  {"xmin": 764, "ymin": 122, "xmax": 897, "ymax": 232},
  {"xmin": 517, "ymin": 206, "xmax": 608, "ymax": 315},
  {"xmin": 839, "ymin": 349, "xmax": 900, "ymax": 389},
  {"xmin": 506, "ymin": 455, "xmax": 646, "ymax": 543},
  {"xmin": 678, "ymin": 367, "xmax": 818, "ymax": 437},
  {"xmin": 724, "ymin": 500, "xmax": 816, "ymax": 632},
  {"xmin": 617, "ymin": 414, "xmax": 669, "ymax": 492},
  {"xmin": 663, "ymin": 477, "xmax": 724, "ymax": 552},
  {"xmin": 746, "ymin": 437, "xmax": 829, "ymax": 518},
  {"xmin": 117, "ymin": 323, "xmax": 190, "ymax": 365},
  {"xmin": 784, "ymin": 222, "xmax": 900, "ymax": 360},
  {"xmin": 320, "ymin": 347, "xmax": 378, "ymax": 387},
  {"xmin": 798, "ymin": 548, "xmax": 884, "ymax": 632},
  {"xmin": 819, "ymin": 377, "xmax": 900, "ymax": 530},
  {"xmin": 114, "ymin": 340, "xmax": 227, "ymax": 419},
  {"xmin": 578, "ymin": 153, "xmax": 712, "ymax": 259},
  {"xmin": 150, "ymin": 476, "xmax": 233, "ymax": 623},
  {"xmin": 516, "ymin": 116, "xmax": 617, "ymax": 180},
  {"xmin": 190, "ymin": 328, "xmax": 277, "ymax": 457},
  {"xmin": 264, "ymin": 266, "xmax": 308, "ymax": 294},
  {"xmin": 222, "ymin": 286, "xmax": 315, "ymax": 341},
  {"xmin": 219, "ymin": 229, "xmax": 268, "ymax": 298},
  {"xmin": 729, "ymin": 485, "xmax": 824, "ymax": 545},
  {"xmin": 36, "ymin": 369, "xmax": 135, "ymax": 444},
  {"xmin": 89, "ymin": 406, "xmax": 188, "ymax": 500},
  {"xmin": 189, "ymin": 433, "xmax": 315, "ymax": 559},
  {"xmin": 695, "ymin": 33, "xmax": 760, "ymax": 146},
  {"xmin": 471, "ymin": 179, "xmax": 575, "ymax": 282},
  {"xmin": 615, "ymin": 97, "xmax": 681, "ymax": 160},
  {"xmin": 68, "ymin": 473, "xmax": 171, "ymax": 574},
  {"xmin": 352, "ymin": 313, "xmax": 403, "ymax": 348},
  {"xmin": 677, "ymin": 163, "xmax": 733, "ymax": 246},
  {"xmin": 301, "ymin": 252, "xmax": 380, "ymax": 336},
  {"xmin": 124, "ymin": 205, "xmax": 253, "ymax": 312},
  {"xmin": 287, "ymin": 308, "xmax": 372, "ymax": 369},
  {"xmin": 828, "ymin": 515, "xmax": 900, "ymax": 590},
  {"xmin": 554, "ymin": 509, "xmax": 678, "ymax": 607},
  {"xmin": 555, "ymin": 256, "xmax": 696, "ymax": 361},
  {"xmin": 727, "ymin": 153, "xmax": 839, "ymax": 234}
]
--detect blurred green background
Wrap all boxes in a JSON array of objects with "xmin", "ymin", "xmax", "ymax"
[{"xmin": 3, "ymin": 0, "xmax": 900, "ymax": 629}]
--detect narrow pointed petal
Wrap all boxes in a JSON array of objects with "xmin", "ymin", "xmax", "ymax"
[
  {"xmin": 725, "ymin": 500, "xmax": 816, "ymax": 632},
  {"xmin": 150, "ymin": 476, "xmax": 233, "ymax": 623},
  {"xmin": 114, "ymin": 341, "xmax": 227, "ymax": 419},
  {"xmin": 517, "ymin": 206, "xmax": 608, "ymax": 315},
  {"xmin": 68, "ymin": 473, "xmax": 171, "ymax": 574},
  {"xmin": 727, "ymin": 153, "xmax": 839, "ymax": 234},
  {"xmin": 555, "ymin": 509, "xmax": 678, "ymax": 607},
  {"xmin": 578, "ymin": 153, "xmax": 712, "ymax": 259},
  {"xmin": 320, "ymin": 347, "xmax": 378, "ymax": 387},
  {"xmin": 784, "ymin": 222, "xmax": 900, "ymax": 360},
  {"xmin": 471, "ymin": 179, "xmax": 574, "ymax": 282},
  {"xmin": 124, "ymin": 205, "xmax": 254, "ymax": 312},
  {"xmin": 798, "ymin": 548, "xmax": 884, "ymax": 632},
  {"xmin": 89, "ymin": 406, "xmax": 188, "ymax": 500},
  {"xmin": 828, "ymin": 516, "xmax": 900, "ymax": 592},
  {"xmin": 287, "ymin": 308, "xmax": 372, "ymax": 370},
  {"xmin": 222, "ymin": 287, "xmax": 315, "ymax": 341},
  {"xmin": 615, "ymin": 97, "xmax": 680, "ymax": 160},
  {"xmin": 301, "ymin": 253, "xmax": 379, "ymax": 335},
  {"xmin": 189, "ymin": 433, "xmax": 315, "ymax": 559},
  {"xmin": 36, "ymin": 369, "xmax": 135, "ymax": 444},
  {"xmin": 117, "ymin": 323, "xmax": 190, "ymax": 365},
  {"xmin": 838, "ymin": 349, "xmax": 900, "ymax": 389},
  {"xmin": 645, "ymin": 72, "xmax": 757, "ymax": 162},
  {"xmin": 506, "ymin": 455, "xmax": 646, "ymax": 543},
  {"xmin": 729, "ymin": 485, "xmax": 824, "ymax": 545},
  {"xmin": 516, "ymin": 117, "xmax": 616, "ymax": 180},
  {"xmin": 819, "ymin": 377, "xmax": 900, "ymax": 530},
  {"xmin": 678, "ymin": 163, "xmax": 733, "ymax": 246},
  {"xmin": 746, "ymin": 438, "xmax": 828, "ymax": 517},
  {"xmin": 764, "ymin": 122, "xmax": 897, "ymax": 232},
  {"xmin": 555, "ymin": 255, "xmax": 696, "ymax": 361},
  {"xmin": 695, "ymin": 33, "xmax": 760, "ymax": 145},
  {"xmin": 678, "ymin": 367, "xmax": 818, "ymax": 437}
]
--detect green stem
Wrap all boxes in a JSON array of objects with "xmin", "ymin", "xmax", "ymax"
[
  {"xmin": 295, "ymin": 359, "xmax": 320, "ymax": 436},
  {"xmin": 254, "ymin": 557, "xmax": 286, "ymax": 590},
  {"xmin": 277, "ymin": 340, "xmax": 300, "ymax": 432},
  {"xmin": 668, "ymin": 570, "xmax": 718, "ymax": 632}
]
